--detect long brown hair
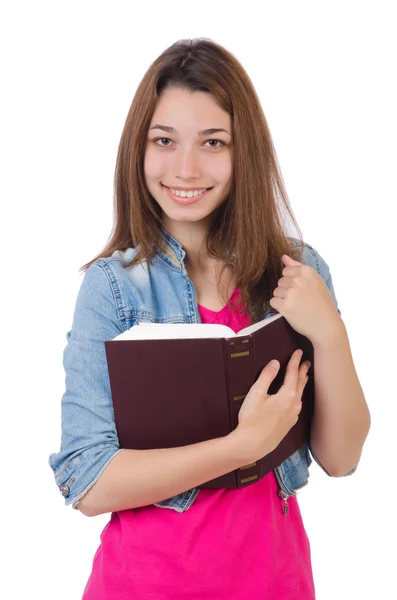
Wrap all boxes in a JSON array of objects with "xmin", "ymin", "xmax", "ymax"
[{"xmin": 80, "ymin": 37, "xmax": 304, "ymax": 322}]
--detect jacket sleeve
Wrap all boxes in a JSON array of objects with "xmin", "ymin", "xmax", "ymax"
[
  {"xmin": 306, "ymin": 243, "xmax": 342, "ymax": 317},
  {"xmin": 304, "ymin": 244, "xmax": 357, "ymax": 477},
  {"xmin": 48, "ymin": 262, "xmax": 125, "ymax": 508}
]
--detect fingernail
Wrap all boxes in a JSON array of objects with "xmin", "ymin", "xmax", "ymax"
[{"xmin": 269, "ymin": 360, "xmax": 279, "ymax": 368}]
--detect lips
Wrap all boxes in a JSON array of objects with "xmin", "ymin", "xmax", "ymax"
[
  {"xmin": 162, "ymin": 185, "xmax": 212, "ymax": 192},
  {"xmin": 162, "ymin": 184, "xmax": 212, "ymax": 206}
]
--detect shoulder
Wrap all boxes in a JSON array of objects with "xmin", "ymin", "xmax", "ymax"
[
  {"xmin": 92, "ymin": 246, "xmax": 139, "ymax": 272},
  {"xmin": 83, "ymin": 246, "xmax": 155, "ymax": 316},
  {"xmin": 287, "ymin": 236, "xmax": 332, "ymax": 279},
  {"xmin": 85, "ymin": 247, "xmax": 142, "ymax": 289},
  {"xmin": 76, "ymin": 248, "xmax": 140, "ymax": 318}
]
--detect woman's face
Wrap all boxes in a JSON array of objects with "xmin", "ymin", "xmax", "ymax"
[{"xmin": 144, "ymin": 87, "xmax": 233, "ymax": 226}]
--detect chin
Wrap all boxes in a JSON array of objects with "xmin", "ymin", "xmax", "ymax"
[{"xmin": 163, "ymin": 209, "xmax": 212, "ymax": 223}]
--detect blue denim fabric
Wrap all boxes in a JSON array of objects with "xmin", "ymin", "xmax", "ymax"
[{"xmin": 48, "ymin": 232, "xmax": 356, "ymax": 511}]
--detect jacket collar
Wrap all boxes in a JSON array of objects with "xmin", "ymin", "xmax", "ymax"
[
  {"xmin": 156, "ymin": 228, "xmax": 237, "ymax": 269},
  {"xmin": 156, "ymin": 229, "xmax": 186, "ymax": 270}
]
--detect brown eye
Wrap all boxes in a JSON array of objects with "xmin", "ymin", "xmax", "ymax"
[
  {"xmin": 154, "ymin": 138, "xmax": 172, "ymax": 147},
  {"xmin": 205, "ymin": 140, "xmax": 225, "ymax": 148}
]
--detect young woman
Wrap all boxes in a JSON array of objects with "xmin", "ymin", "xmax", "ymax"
[{"xmin": 49, "ymin": 38, "xmax": 370, "ymax": 599}]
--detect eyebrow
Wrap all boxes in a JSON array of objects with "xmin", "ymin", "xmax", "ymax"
[{"xmin": 149, "ymin": 124, "xmax": 231, "ymax": 136}]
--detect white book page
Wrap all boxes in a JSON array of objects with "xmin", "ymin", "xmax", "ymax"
[
  {"xmin": 111, "ymin": 322, "xmax": 236, "ymax": 341},
  {"xmin": 110, "ymin": 312, "xmax": 283, "ymax": 341},
  {"xmin": 236, "ymin": 312, "xmax": 282, "ymax": 336}
]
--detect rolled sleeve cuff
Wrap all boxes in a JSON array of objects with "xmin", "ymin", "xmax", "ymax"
[{"xmin": 49, "ymin": 445, "xmax": 125, "ymax": 509}]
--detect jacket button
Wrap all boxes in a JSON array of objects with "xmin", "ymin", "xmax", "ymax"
[{"xmin": 60, "ymin": 484, "xmax": 70, "ymax": 497}]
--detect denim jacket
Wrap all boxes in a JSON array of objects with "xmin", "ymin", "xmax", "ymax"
[{"xmin": 49, "ymin": 232, "xmax": 356, "ymax": 512}]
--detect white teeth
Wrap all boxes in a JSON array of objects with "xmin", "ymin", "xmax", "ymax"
[{"xmin": 169, "ymin": 187, "xmax": 207, "ymax": 198}]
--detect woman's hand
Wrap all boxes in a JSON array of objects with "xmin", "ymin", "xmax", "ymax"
[
  {"xmin": 269, "ymin": 254, "xmax": 343, "ymax": 347},
  {"xmin": 231, "ymin": 349, "xmax": 311, "ymax": 463}
]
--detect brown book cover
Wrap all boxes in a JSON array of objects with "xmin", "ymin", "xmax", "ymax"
[{"xmin": 104, "ymin": 314, "xmax": 314, "ymax": 489}]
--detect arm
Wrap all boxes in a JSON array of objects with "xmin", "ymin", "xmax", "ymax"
[
  {"xmin": 48, "ymin": 262, "xmax": 250, "ymax": 515},
  {"xmin": 270, "ymin": 244, "xmax": 370, "ymax": 478},
  {"xmin": 78, "ymin": 350, "xmax": 309, "ymax": 517},
  {"xmin": 310, "ymin": 320, "xmax": 371, "ymax": 477},
  {"xmin": 307, "ymin": 248, "xmax": 371, "ymax": 476},
  {"xmin": 77, "ymin": 434, "xmax": 246, "ymax": 517},
  {"xmin": 48, "ymin": 263, "xmax": 128, "ymax": 509}
]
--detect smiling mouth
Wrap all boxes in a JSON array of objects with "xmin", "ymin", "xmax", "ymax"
[
  {"xmin": 162, "ymin": 184, "xmax": 213, "ymax": 205},
  {"xmin": 162, "ymin": 184, "xmax": 213, "ymax": 192}
]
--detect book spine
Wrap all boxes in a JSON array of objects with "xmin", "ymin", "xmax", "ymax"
[{"xmin": 223, "ymin": 334, "xmax": 261, "ymax": 488}]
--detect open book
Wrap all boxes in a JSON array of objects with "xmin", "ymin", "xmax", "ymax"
[
  {"xmin": 104, "ymin": 314, "xmax": 315, "ymax": 489},
  {"xmin": 112, "ymin": 312, "xmax": 283, "ymax": 341}
]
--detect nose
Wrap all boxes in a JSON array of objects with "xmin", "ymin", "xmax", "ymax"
[{"xmin": 173, "ymin": 146, "xmax": 202, "ymax": 181}]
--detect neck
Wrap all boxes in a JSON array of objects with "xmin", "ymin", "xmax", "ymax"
[
  {"xmin": 162, "ymin": 216, "xmax": 214, "ymax": 272},
  {"xmin": 161, "ymin": 217, "xmax": 236, "ymax": 300}
]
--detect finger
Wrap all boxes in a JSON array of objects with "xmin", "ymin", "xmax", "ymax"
[
  {"xmin": 296, "ymin": 361, "xmax": 311, "ymax": 395},
  {"xmin": 281, "ymin": 266, "xmax": 302, "ymax": 276},
  {"xmin": 277, "ymin": 277, "xmax": 292, "ymax": 288},
  {"xmin": 282, "ymin": 349, "xmax": 304, "ymax": 391},
  {"xmin": 296, "ymin": 372, "xmax": 309, "ymax": 398},
  {"xmin": 272, "ymin": 286, "xmax": 287, "ymax": 299},
  {"xmin": 287, "ymin": 349, "xmax": 304, "ymax": 379}
]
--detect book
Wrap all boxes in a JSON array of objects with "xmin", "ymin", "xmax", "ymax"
[{"xmin": 104, "ymin": 313, "xmax": 314, "ymax": 489}]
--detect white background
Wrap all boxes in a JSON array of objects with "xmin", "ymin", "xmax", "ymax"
[{"xmin": 1, "ymin": 1, "xmax": 395, "ymax": 598}]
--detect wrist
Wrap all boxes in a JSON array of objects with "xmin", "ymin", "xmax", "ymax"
[
  {"xmin": 226, "ymin": 428, "xmax": 258, "ymax": 467},
  {"xmin": 312, "ymin": 317, "xmax": 347, "ymax": 351}
]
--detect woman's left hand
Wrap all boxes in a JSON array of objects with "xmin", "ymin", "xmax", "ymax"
[{"xmin": 269, "ymin": 254, "xmax": 343, "ymax": 347}]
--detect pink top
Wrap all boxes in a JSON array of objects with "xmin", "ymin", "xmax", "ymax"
[{"xmin": 82, "ymin": 290, "xmax": 315, "ymax": 599}]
